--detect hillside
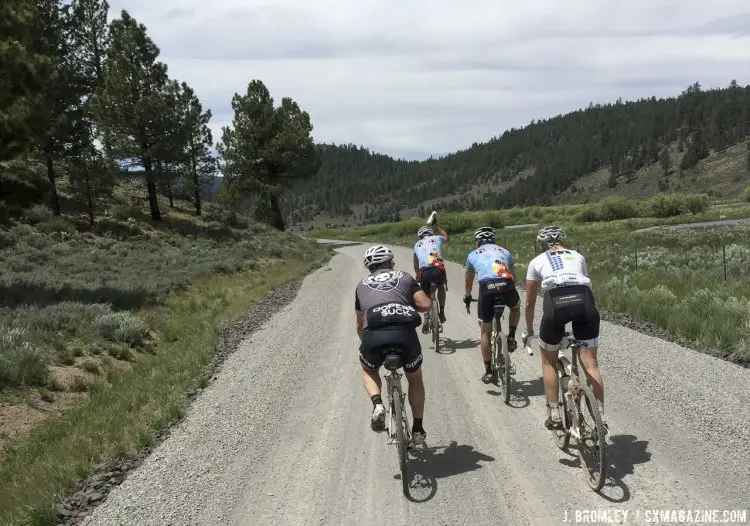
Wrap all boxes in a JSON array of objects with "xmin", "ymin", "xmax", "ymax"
[{"xmin": 283, "ymin": 81, "xmax": 750, "ymax": 227}]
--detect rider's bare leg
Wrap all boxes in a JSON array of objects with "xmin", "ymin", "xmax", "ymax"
[
  {"xmin": 541, "ymin": 350, "xmax": 560, "ymax": 404},
  {"xmin": 362, "ymin": 368, "xmax": 382, "ymax": 398},
  {"xmin": 405, "ymin": 369, "xmax": 425, "ymax": 419},
  {"xmin": 480, "ymin": 321, "xmax": 493, "ymax": 362},
  {"xmin": 579, "ymin": 348, "xmax": 604, "ymax": 412}
]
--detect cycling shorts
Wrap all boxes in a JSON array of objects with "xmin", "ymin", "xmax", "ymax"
[
  {"xmin": 418, "ymin": 266, "xmax": 446, "ymax": 294},
  {"xmin": 477, "ymin": 278, "xmax": 519, "ymax": 324},
  {"xmin": 359, "ymin": 327, "xmax": 423, "ymax": 373},
  {"xmin": 539, "ymin": 285, "xmax": 600, "ymax": 349}
]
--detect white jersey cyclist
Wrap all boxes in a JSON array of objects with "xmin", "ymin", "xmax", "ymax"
[{"xmin": 526, "ymin": 248, "xmax": 592, "ymax": 295}]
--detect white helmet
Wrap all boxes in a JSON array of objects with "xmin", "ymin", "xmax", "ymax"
[
  {"xmin": 474, "ymin": 226, "xmax": 496, "ymax": 245},
  {"xmin": 537, "ymin": 226, "xmax": 567, "ymax": 246},
  {"xmin": 417, "ymin": 226, "xmax": 433, "ymax": 239},
  {"xmin": 363, "ymin": 245, "xmax": 394, "ymax": 269}
]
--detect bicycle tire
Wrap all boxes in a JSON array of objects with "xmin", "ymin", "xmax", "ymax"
[
  {"xmin": 576, "ymin": 381, "xmax": 607, "ymax": 491},
  {"xmin": 552, "ymin": 360, "xmax": 571, "ymax": 450},
  {"xmin": 502, "ymin": 335, "xmax": 511, "ymax": 405},
  {"xmin": 431, "ymin": 291, "xmax": 440, "ymax": 352},
  {"xmin": 393, "ymin": 392, "xmax": 409, "ymax": 496}
]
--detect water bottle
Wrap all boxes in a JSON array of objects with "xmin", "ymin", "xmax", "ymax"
[{"xmin": 427, "ymin": 211, "xmax": 438, "ymax": 225}]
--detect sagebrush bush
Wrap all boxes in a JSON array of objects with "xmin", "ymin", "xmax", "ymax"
[
  {"xmin": 93, "ymin": 312, "xmax": 149, "ymax": 346},
  {"xmin": 22, "ymin": 205, "xmax": 52, "ymax": 225},
  {"xmin": 0, "ymin": 327, "xmax": 50, "ymax": 388},
  {"xmin": 35, "ymin": 217, "xmax": 77, "ymax": 235}
]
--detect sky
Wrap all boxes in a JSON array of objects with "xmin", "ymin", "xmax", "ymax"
[{"xmin": 108, "ymin": 0, "xmax": 750, "ymax": 161}]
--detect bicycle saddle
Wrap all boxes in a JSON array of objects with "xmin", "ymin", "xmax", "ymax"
[{"xmin": 382, "ymin": 347, "xmax": 404, "ymax": 371}]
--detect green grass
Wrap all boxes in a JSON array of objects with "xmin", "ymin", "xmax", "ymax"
[
  {"xmin": 317, "ymin": 199, "xmax": 750, "ymax": 364},
  {"xmin": 0, "ymin": 248, "xmax": 331, "ymax": 526}
]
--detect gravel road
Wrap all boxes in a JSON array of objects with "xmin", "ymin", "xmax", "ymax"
[{"xmin": 82, "ymin": 240, "xmax": 750, "ymax": 526}]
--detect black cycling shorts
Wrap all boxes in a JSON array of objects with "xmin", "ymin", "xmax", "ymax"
[
  {"xmin": 359, "ymin": 327, "xmax": 423, "ymax": 373},
  {"xmin": 539, "ymin": 285, "xmax": 600, "ymax": 345},
  {"xmin": 477, "ymin": 278, "xmax": 519, "ymax": 324},
  {"xmin": 419, "ymin": 266, "xmax": 446, "ymax": 293}
]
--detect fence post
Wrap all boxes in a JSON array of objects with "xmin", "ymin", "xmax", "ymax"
[
  {"xmin": 723, "ymin": 244, "xmax": 727, "ymax": 281},
  {"xmin": 635, "ymin": 243, "xmax": 638, "ymax": 270}
]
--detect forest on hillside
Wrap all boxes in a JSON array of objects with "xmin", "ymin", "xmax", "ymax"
[{"xmin": 283, "ymin": 82, "xmax": 750, "ymax": 225}]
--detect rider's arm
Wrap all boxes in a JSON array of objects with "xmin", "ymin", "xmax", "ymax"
[
  {"xmin": 355, "ymin": 310, "xmax": 364, "ymax": 341},
  {"xmin": 413, "ymin": 290, "xmax": 431, "ymax": 313},
  {"xmin": 464, "ymin": 270, "xmax": 475, "ymax": 297},
  {"xmin": 509, "ymin": 264, "xmax": 517, "ymax": 282},
  {"xmin": 354, "ymin": 291, "xmax": 364, "ymax": 340},
  {"xmin": 524, "ymin": 280, "xmax": 537, "ymax": 332},
  {"xmin": 434, "ymin": 225, "xmax": 449, "ymax": 242},
  {"xmin": 413, "ymin": 253, "xmax": 420, "ymax": 276}
]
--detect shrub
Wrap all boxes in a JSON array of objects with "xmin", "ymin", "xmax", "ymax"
[
  {"xmin": 0, "ymin": 327, "xmax": 51, "ymax": 388},
  {"xmin": 647, "ymin": 193, "xmax": 709, "ymax": 218},
  {"xmin": 17, "ymin": 303, "xmax": 112, "ymax": 333},
  {"xmin": 576, "ymin": 197, "xmax": 640, "ymax": 222},
  {"xmin": 36, "ymin": 216, "xmax": 77, "ymax": 235},
  {"xmin": 93, "ymin": 312, "xmax": 149, "ymax": 346},
  {"xmin": 109, "ymin": 203, "xmax": 142, "ymax": 221},
  {"xmin": 23, "ymin": 204, "xmax": 52, "ymax": 225}
]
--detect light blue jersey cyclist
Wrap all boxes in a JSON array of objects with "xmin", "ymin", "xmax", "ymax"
[
  {"xmin": 465, "ymin": 244, "xmax": 514, "ymax": 282},
  {"xmin": 414, "ymin": 234, "xmax": 446, "ymax": 270}
]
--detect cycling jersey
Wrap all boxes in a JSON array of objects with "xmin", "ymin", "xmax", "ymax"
[
  {"xmin": 465, "ymin": 244, "xmax": 514, "ymax": 282},
  {"xmin": 414, "ymin": 235, "xmax": 446, "ymax": 270},
  {"xmin": 526, "ymin": 249, "xmax": 592, "ymax": 295},
  {"xmin": 355, "ymin": 269, "xmax": 422, "ymax": 331}
]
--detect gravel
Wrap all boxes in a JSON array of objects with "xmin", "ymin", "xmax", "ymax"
[{"xmin": 79, "ymin": 243, "xmax": 749, "ymax": 525}]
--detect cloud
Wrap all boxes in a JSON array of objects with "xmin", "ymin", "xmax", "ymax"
[{"xmin": 109, "ymin": 0, "xmax": 750, "ymax": 159}]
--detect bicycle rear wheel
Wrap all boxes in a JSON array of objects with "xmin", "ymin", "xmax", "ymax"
[
  {"xmin": 552, "ymin": 360, "xmax": 571, "ymax": 450},
  {"xmin": 392, "ymin": 391, "xmax": 409, "ymax": 496},
  {"xmin": 576, "ymin": 381, "xmax": 607, "ymax": 491},
  {"xmin": 501, "ymin": 336, "xmax": 511, "ymax": 405},
  {"xmin": 431, "ymin": 296, "xmax": 440, "ymax": 352}
]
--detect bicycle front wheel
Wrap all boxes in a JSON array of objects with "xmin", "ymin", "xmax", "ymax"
[
  {"xmin": 392, "ymin": 392, "xmax": 409, "ymax": 495},
  {"xmin": 576, "ymin": 381, "xmax": 607, "ymax": 491}
]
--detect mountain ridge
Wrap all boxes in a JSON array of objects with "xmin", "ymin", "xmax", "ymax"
[{"xmin": 282, "ymin": 81, "xmax": 750, "ymax": 226}]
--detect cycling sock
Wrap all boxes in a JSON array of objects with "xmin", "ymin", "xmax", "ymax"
[
  {"xmin": 484, "ymin": 360, "xmax": 492, "ymax": 373},
  {"xmin": 412, "ymin": 418, "xmax": 424, "ymax": 432},
  {"xmin": 508, "ymin": 325, "xmax": 517, "ymax": 338},
  {"xmin": 371, "ymin": 394, "xmax": 383, "ymax": 407}
]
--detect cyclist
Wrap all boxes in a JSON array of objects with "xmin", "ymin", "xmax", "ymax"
[
  {"xmin": 413, "ymin": 223, "xmax": 449, "ymax": 334},
  {"xmin": 462, "ymin": 227, "xmax": 520, "ymax": 383},
  {"xmin": 355, "ymin": 245, "xmax": 432, "ymax": 444},
  {"xmin": 520, "ymin": 226, "xmax": 606, "ymax": 432}
]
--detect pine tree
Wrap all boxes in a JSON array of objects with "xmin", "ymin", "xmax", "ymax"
[{"xmin": 92, "ymin": 10, "xmax": 175, "ymax": 221}]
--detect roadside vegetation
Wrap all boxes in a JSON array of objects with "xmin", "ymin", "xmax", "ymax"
[
  {"xmin": 316, "ymin": 194, "xmax": 750, "ymax": 365},
  {"xmin": 2, "ymin": 0, "xmax": 325, "ymax": 523}
]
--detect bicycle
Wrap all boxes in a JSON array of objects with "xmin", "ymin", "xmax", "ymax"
[
  {"xmin": 428, "ymin": 282, "xmax": 442, "ymax": 352},
  {"xmin": 382, "ymin": 348, "xmax": 413, "ymax": 496},
  {"xmin": 465, "ymin": 298, "xmax": 515, "ymax": 404},
  {"xmin": 550, "ymin": 332, "xmax": 607, "ymax": 491}
]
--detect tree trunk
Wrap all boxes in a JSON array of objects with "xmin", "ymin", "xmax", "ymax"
[
  {"xmin": 167, "ymin": 175, "xmax": 174, "ymax": 208},
  {"xmin": 269, "ymin": 193, "xmax": 285, "ymax": 230},
  {"xmin": 84, "ymin": 164, "xmax": 95, "ymax": 226},
  {"xmin": 143, "ymin": 156, "xmax": 161, "ymax": 221},
  {"xmin": 190, "ymin": 143, "xmax": 201, "ymax": 216},
  {"xmin": 46, "ymin": 154, "xmax": 61, "ymax": 216}
]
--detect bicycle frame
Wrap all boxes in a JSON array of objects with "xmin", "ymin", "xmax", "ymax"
[
  {"xmin": 385, "ymin": 369, "xmax": 410, "ymax": 445},
  {"xmin": 557, "ymin": 337, "xmax": 585, "ymax": 440}
]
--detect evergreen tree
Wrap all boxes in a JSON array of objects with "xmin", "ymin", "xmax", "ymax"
[
  {"xmin": 218, "ymin": 80, "xmax": 318, "ymax": 229},
  {"xmin": 92, "ymin": 10, "xmax": 174, "ymax": 221}
]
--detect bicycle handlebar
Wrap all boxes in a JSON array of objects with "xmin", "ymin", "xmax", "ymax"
[{"xmin": 463, "ymin": 298, "xmax": 478, "ymax": 314}]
